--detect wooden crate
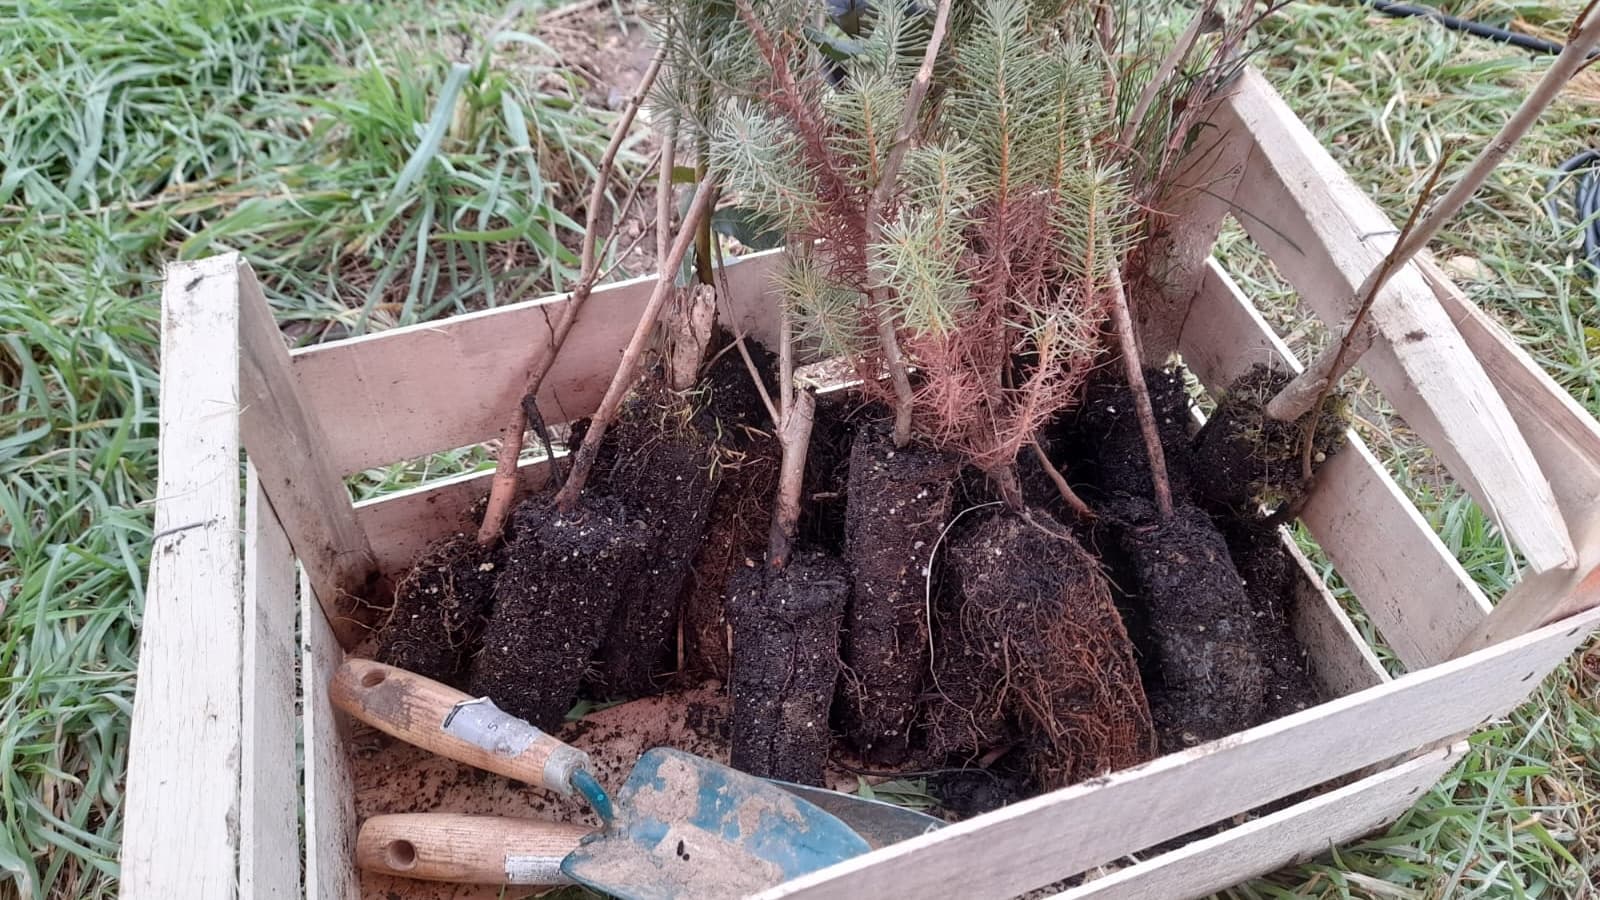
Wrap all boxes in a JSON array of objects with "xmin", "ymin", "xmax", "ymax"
[{"xmin": 120, "ymin": 67, "xmax": 1600, "ymax": 900}]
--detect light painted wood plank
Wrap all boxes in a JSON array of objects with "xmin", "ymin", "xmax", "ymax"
[
  {"xmin": 352, "ymin": 456, "xmax": 554, "ymax": 579},
  {"xmin": 238, "ymin": 260, "xmax": 376, "ymax": 649},
  {"xmin": 242, "ymin": 466, "xmax": 302, "ymax": 899},
  {"xmin": 289, "ymin": 249, "xmax": 788, "ymax": 476},
  {"xmin": 1220, "ymin": 68, "xmax": 1574, "ymax": 573},
  {"xmin": 1282, "ymin": 536, "xmax": 1389, "ymax": 696},
  {"xmin": 304, "ymin": 569, "xmax": 360, "ymax": 900},
  {"xmin": 1416, "ymin": 257, "xmax": 1600, "ymax": 652},
  {"xmin": 756, "ymin": 605, "xmax": 1600, "ymax": 900},
  {"xmin": 1181, "ymin": 259, "xmax": 1491, "ymax": 668},
  {"xmin": 122, "ymin": 255, "xmax": 246, "ymax": 900},
  {"xmin": 1051, "ymin": 741, "xmax": 1464, "ymax": 900}
]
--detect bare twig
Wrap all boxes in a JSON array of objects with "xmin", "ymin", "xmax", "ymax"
[
  {"xmin": 766, "ymin": 383, "xmax": 816, "ymax": 568},
  {"xmin": 863, "ymin": 0, "xmax": 956, "ymax": 447},
  {"xmin": 475, "ymin": 46, "xmax": 664, "ymax": 545},
  {"xmin": 1289, "ymin": 151, "xmax": 1450, "ymax": 482},
  {"xmin": 1029, "ymin": 440, "xmax": 1095, "ymax": 520},
  {"xmin": 1106, "ymin": 266, "xmax": 1173, "ymax": 519},
  {"xmin": 1265, "ymin": 1, "xmax": 1600, "ymax": 425},
  {"xmin": 553, "ymin": 177, "xmax": 719, "ymax": 511}
]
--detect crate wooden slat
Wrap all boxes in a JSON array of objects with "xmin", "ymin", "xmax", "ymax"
[
  {"xmin": 124, "ymin": 64, "xmax": 1600, "ymax": 900},
  {"xmin": 122, "ymin": 256, "xmax": 248, "ymax": 900},
  {"xmin": 304, "ymin": 568, "xmax": 361, "ymax": 900},
  {"xmin": 1048, "ymin": 740, "xmax": 1466, "ymax": 900},
  {"xmin": 242, "ymin": 467, "xmax": 303, "ymax": 899}
]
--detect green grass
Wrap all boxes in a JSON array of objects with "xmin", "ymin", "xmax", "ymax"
[
  {"xmin": 0, "ymin": 1, "xmax": 636, "ymax": 896},
  {"xmin": 2, "ymin": 1, "xmax": 1598, "ymax": 898}
]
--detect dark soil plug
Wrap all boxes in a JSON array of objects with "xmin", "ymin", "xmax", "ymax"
[
  {"xmin": 1221, "ymin": 520, "xmax": 1323, "ymax": 723},
  {"xmin": 726, "ymin": 553, "xmax": 849, "ymax": 786},
  {"xmin": 926, "ymin": 511, "xmax": 1156, "ymax": 789},
  {"xmin": 680, "ymin": 341, "xmax": 781, "ymax": 682},
  {"xmin": 470, "ymin": 496, "xmax": 651, "ymax": 730},
  {"xmin": 375, "ymin": 535, "xmax": 500, "ymax": 686},
  {"xmin": 590, "ymin": 386, "xmax": 718, "ymax": 697},
  {"xmin": 841, "ymin": 426, "xmax": 957, "ymax": 764},
  {"xmin": 1190, "ymin": 364, "xmax": 1348, "ymax": 516},
  {"xmin": 1110, "ymin": 496, "xmax": 1269, "ymax": 746},
  {"xmin": 1077, "ymin": 367, "xmax": 1195, "ymax": 501}
]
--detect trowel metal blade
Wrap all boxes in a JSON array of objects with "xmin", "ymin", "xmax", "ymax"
[
  {"xmin": 559, "ymin": 748, "xmax": 871, "ymax": 900},
  {"xmin": 768, "ymin": 780, "xmax": 945, "ymax": 849}
]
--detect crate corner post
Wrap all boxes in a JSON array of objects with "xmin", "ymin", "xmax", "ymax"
[{"xmin": 123, "ymin": 253, "xmax": 250, "ymax": 899}]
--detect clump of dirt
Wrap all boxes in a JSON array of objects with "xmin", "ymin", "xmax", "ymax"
[
  {"xmin": 470, "ymin": 495, "xmax": 652, "ymax": 730},
  {"xmin": 679, "ymin": 340, "xmax": 781, "ymax": 682},
  {"xmin": 840, "ymin": 426, "xmax": 957, "ymax": 764},
  {"xmin": 1109, "ymin": 496, "xmax": 1269, "ymax": 747},
  {"xmin": 799, "ymin": 395, "xmax": 868, "ymax": 554},
  {"xmin": 925, "ymin": 511, "xmax": 1156, "ymax": 789},
  {"xmin": 725, "ymin": 553, "xmax": 850, "ymax": 786},
  {"xmin": 374, "ymin": 535, "xmax": 500, "ymax": 686},
  {"xmin": 589, "ymin": 383, "xmax": 719, "ymax": 697},
  {"xmin": 1190, "ymin": 364, "xmax": 1349, "ymax": 516},
  {"xmin": 1075, "ymin": 367, "xmax": 1195, "ymax": 501},
  {"xmin": 1221, "ymin": 520, "xmax": 1324, "ymax": 723}
]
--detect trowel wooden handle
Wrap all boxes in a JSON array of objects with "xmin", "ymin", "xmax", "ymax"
[
  {"xmin": 329, "ymin": 658, "xmax": 590, "ymax": 795},
  {"xmin": 356, "ymin": 814, "xmax": 588, "ymax": 884}
]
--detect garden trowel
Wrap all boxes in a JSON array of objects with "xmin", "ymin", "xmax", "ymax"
[{"xmin": 330, "ymin": 659, "xmax": 941, "ymax": 898}]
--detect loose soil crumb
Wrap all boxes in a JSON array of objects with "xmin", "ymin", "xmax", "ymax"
[
  {"xmin": 1190, "ymin": 364, "xmax": 1348, "ymax": 516},
  {"xmin": 841, "ymin": 426, "xmax": 957, "ymax": 764},
  {"xmin": 590, "ymin": 384, "xmax": 718, "ymax": 697},
  {"xmin": 470, "ymin": 495, "xmax": 651, "ymax": 730},
  {"xmin": 927, "ymin": 510, "xmax": 1156, "ymax": 790},
  {"xmin": 1110, "ymin": 496, "xmax": 1269, "ymax": 747},
  {"xmin": 375, "ymin": 535, "xmax": 500, "ymax": 687},
  {"xmin": 726, "ymin": 552, "xmax": 850, "ymax": 786}
]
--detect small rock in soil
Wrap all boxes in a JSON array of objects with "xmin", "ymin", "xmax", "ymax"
[
  {"xmin": 470, "ymin": 495, "xmax": 651, "ymax": 730},
  {"xmin": 726, "ymin": 553, "xmax": 849, "ymax": 786},
  {"xmin": 841, "ymin": 426, "xmax": 957, "ymax": 765},
  {"xmin": 375, "ymin": 535, "xmax": 500, "ymax": 687}
]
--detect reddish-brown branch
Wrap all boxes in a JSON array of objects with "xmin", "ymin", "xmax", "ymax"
[
  {"xmin": 1106, "ymin": 266, "xmax": 1173, "ymax": 519},
  {"xmin": 476, "ymin": 47, "xmax": 664, "ymax": 545},
  {"xmin": 553, "ymin": 178, "xmax": 719, "ymax": 511},
  {"xmin": 1031, "ymin": 443, "xmax": 1095, "ymax": 521}
]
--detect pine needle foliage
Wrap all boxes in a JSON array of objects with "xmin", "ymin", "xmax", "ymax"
[{"xmin": 655, "ymin": 0, "xmax": 1250, "ymax": 489}]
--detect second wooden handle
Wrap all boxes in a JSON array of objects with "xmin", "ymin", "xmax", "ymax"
[
  {"xmin": 357, "ymin": 814, "xmax": 589, "ymax": 885},
  {"xmin": 329, "ymin": 658, "xmax": 590, "ymax": 794}
]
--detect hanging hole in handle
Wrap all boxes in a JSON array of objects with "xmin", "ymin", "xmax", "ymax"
[
  {"xmin": 385, "ymin": 839, "xmax": 418, "ymax": 871},
  {"xmin": 361, "ymin": 669, "xmax": 387, "ymax": 688}
]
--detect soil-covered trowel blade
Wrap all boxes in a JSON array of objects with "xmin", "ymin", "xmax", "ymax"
[{"xmin": 560, "ymin": 748, "xmax": 871, "ymax": 900}]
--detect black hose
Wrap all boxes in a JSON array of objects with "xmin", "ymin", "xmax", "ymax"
[
  {"xmin": 1364, "ymin": 1, "xmax": 1591, "ymax": 58},
  {"xmin": 1364, "ymin": 0, "xmax": 1600, "ymax": 269}
]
